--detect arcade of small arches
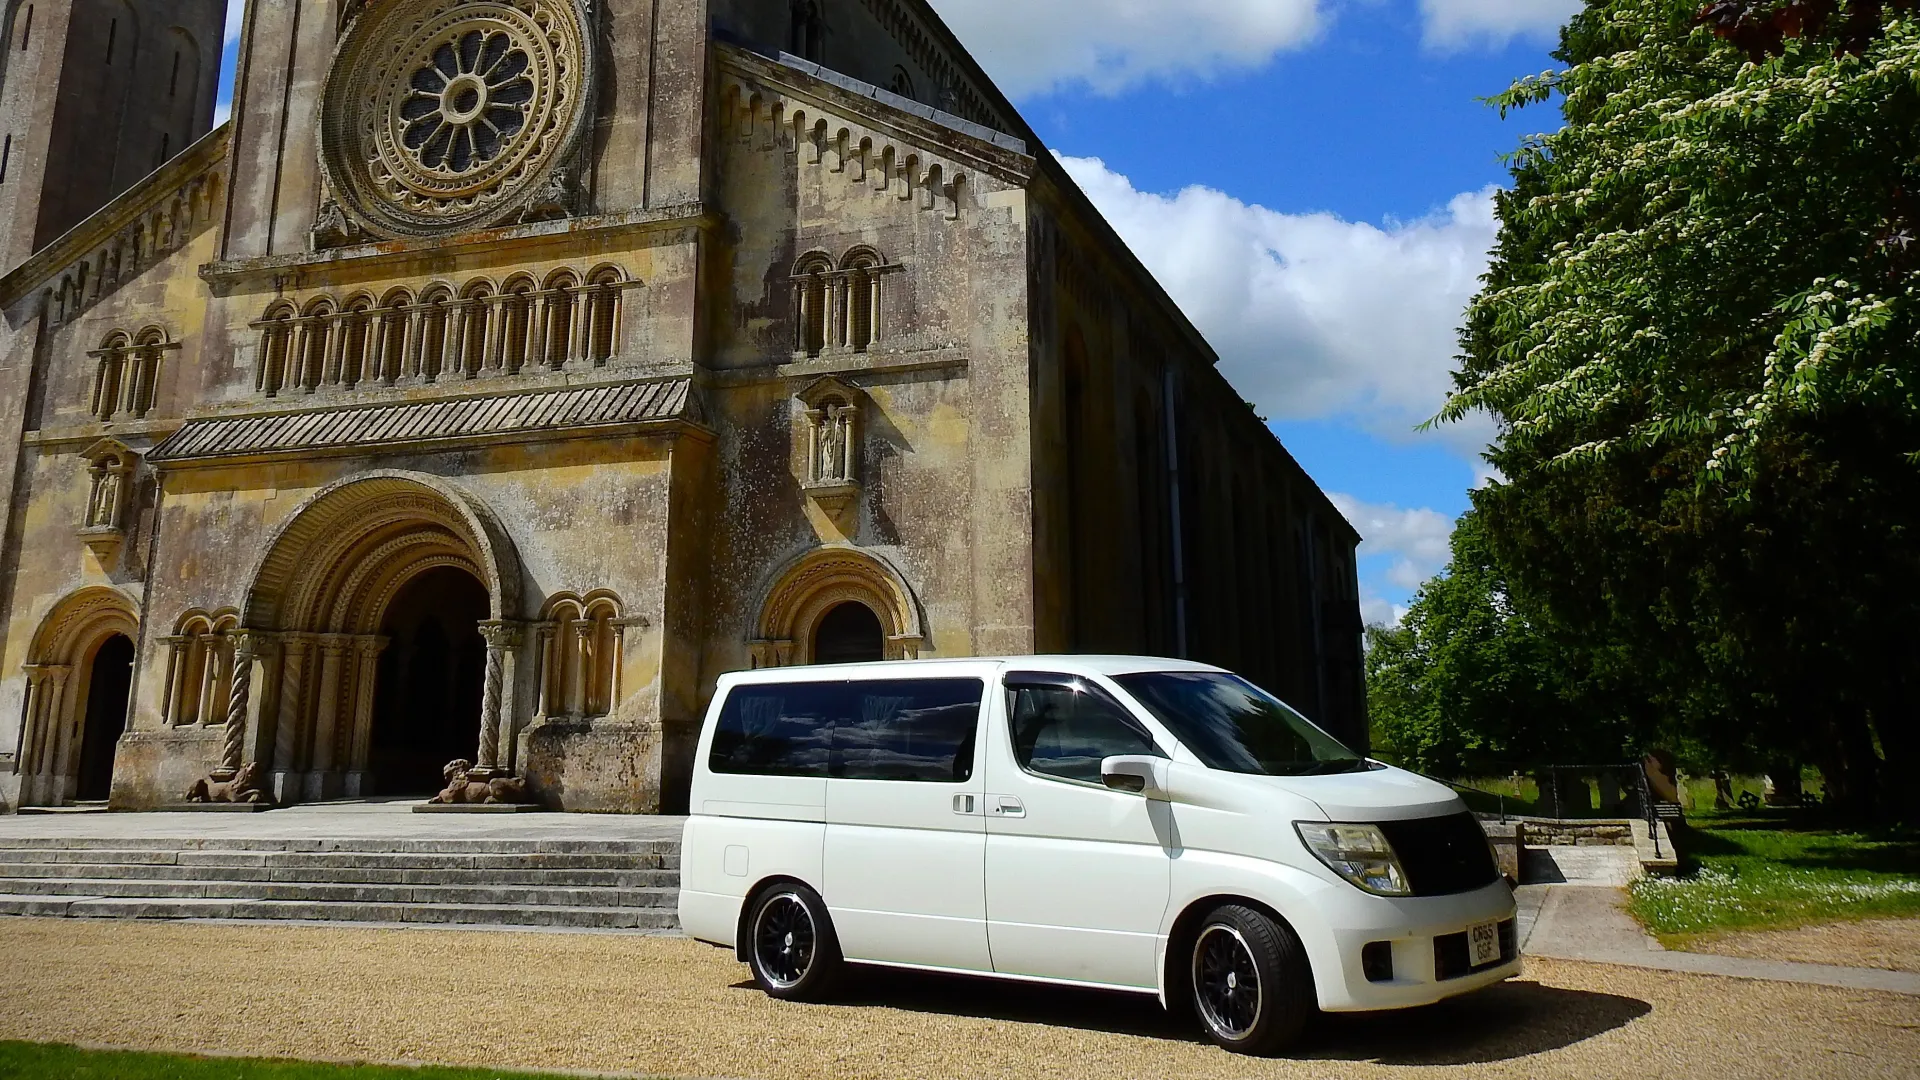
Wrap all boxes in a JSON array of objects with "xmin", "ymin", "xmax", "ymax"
[
  {"xmin": 88, "ymin": 326, "xmax": 177, "ymax": 422},
  {"xmin": 794, "ymin": 246, "xmax": 891, "ymax": 359},
  {"xmin": 250, "ymin": 266, "xmax": 638, "ymax": 398}
]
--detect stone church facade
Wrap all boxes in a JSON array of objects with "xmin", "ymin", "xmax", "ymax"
[{"xmin": 0, "ymin": 0, "xmax": 1363, "ymax": 814}]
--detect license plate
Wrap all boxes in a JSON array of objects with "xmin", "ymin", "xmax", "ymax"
[{"xmin": 1468, "ymin": 920, "xmax": 1501, "ymax": 968}]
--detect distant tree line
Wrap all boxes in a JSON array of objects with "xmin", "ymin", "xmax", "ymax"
[{"xmin": 1366, "ymin": 0, "xmax": 1918, "ymax": 820}]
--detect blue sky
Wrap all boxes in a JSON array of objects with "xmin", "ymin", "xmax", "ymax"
[{"xmin": 216, "ymin": 0, "xmax": 1577, "ymax": 626}]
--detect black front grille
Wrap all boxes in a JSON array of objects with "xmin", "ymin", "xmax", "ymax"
[
  {"xmin": 1434, "ymin": 919, "xmax": 1518, "ymax": 980},
  {"xmin": 1378, "ymin": 812, "xmax": 1501, "ymax": 897}
]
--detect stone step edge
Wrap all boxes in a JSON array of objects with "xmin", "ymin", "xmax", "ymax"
[
  {"xmin": 0, "ymin": 895, "xmax": 682, "ymax": 928},
  {"xmin": 0, "ymin": 864, "xmax": 678, "ymax": 886},
  {"xmin": 0, "ymin": 878, "xmax": 679, "ymax": 906},
  {"xmin": 0, "ymin": 851, "xmax": 681, "ymax": 869},
  {"xmin": 0, "ymin": 837, "xmax": 681, "ymax": 854}
]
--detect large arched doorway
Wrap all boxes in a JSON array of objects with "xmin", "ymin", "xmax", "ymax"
[
  {"xmin": 370, "ymin": 566, "xmax": 489, "ymax": 794},
  {"xmin": 74, "ymin": 634, "xmax": 134, "ymax": 801},
  {"xmin": 813, "ymin": 602, "xmax": 885, "ymax": 664},
  {"xmin": 232, "ymin": 472, "xmax": 522, "ymax": 804}
]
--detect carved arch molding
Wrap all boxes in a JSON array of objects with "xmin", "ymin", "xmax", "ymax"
[{"xmin": 751, "ymin": 547, "xmax": 925, "ymax": 667}]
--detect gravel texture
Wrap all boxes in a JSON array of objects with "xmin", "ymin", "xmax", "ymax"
[
  {"xmin": 1684, "ymin": 917, "xmax": 1920, "ymax": 974},
  {"xmin": 0, "ymin": 918, "xmax": 1915, "ymax": 1080}
]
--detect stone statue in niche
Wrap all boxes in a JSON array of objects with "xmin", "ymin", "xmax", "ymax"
[
  {"xmin": 78, "ymin": 440, "xmax": 137, "ymax": 560},
  {"xmin": 86, "ymin": 459, "xmax": 123, "ymax": 529}
]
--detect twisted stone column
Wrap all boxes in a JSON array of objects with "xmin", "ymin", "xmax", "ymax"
[
  {"xmin": 476, "ymin": 622, "xmax": 523, "ymax": 775},
  {"xmin": 217, "ymin": 631, "xmax": 261, "ymax": 779}
]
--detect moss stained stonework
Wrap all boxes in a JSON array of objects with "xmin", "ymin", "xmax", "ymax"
[{"xmin": 0, "ymin": 0, "xmax": 1363, "ymax": 815}]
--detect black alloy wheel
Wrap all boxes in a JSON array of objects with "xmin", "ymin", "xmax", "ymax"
[
  {"xmin": 746, "ymin": 882, "xmax": 841, "ymax": 1001},
  {"xmin": 1187, "ymin": 905, "xmax": 1316, "ymax": 1055}
]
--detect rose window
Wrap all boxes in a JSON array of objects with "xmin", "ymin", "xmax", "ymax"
[
  {"xmin": 400, "ymin": 31, "xmax": 534, "ymax": 174},
  {"xmin": 319, "ymin": 0, "xmax": 594, "ymax": 239}
]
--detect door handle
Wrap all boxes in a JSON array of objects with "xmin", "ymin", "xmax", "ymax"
[
  {"xmin": 952, "ymin": 793, "xmax": 977, "ymax": 815},
  {"xmin": 993, "ymin": 795, "xmax": 1025, "ymax": 818}
]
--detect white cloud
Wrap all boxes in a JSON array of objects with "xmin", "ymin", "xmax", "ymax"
[
  {"xmin": 928, "ymin": 0, "xmax": 1322, "ymax": 98},
  {"xmin": 1058, "ymin": 155, "xmax": 1500, "ymax": 455},
  {"xmin": 1329, "ymin": 493, "xmax": 1457, "ymax": 592},
  {"xmin": 226, "ymin": 1, "xmax": 245, "ymax": 44},
  {"xmin": 1360, "ymin": 592, "xmax": 1410, "ymax": 629},
  {"xmin": 1419, "ymin": 0, "xmax": 1580, "ymax": 51}
]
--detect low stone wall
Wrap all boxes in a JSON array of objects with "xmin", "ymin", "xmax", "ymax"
[
  {"xmin": 1477, "ymin": 815, "xmax": 1681, "ymax": 882},
  {"xmin": 1524, "ymin": 820, "xmax": 1637, "ymax": 847}
]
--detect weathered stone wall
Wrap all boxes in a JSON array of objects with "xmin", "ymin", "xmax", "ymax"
[
  {"xmin": 1024, "ymin": 169, "xmax": 1368, "ymax": 747},
  {"xmin": 697, "ymin": 47, "xmax": 1036, "ymax": 703}
]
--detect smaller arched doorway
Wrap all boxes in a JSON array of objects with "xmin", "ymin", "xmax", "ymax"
[
  {"xmin": 813, "ymin": 602, "xmax": 885, "ymax": 664},
  {"xmin": 370, "ymin": 566, "xmax": 490, "ymax": 794},
  {"xmin": 18, "ymin": 587, "xmax": 141, "ymax": 807},
  {"xmin": 74, "ymin": 634, "xmax": 134, "ymax": 801},
  {"xmin": 751, "ymin": 547, "xmax": 924, "ymax": 668}
]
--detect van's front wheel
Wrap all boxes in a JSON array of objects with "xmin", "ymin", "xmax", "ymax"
[
  {"xmin": 745, "ymin": 883, "xmax": 842, "ymax": 1001},
  {"xmin": 1188, "ymin": 905, "xmax": 1315, "ymax": 1055}
]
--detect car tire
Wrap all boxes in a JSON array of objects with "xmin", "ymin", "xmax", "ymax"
[
  {"xmin": 744, "ymin": 882, "xmax": 842, "ymax": 1002},
  {"xmin": 1187, "ymin": 904, "xmax": 1316, "ymax": 1056}
]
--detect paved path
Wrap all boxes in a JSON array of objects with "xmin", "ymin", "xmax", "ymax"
[
  {"xmin": 0, "ymin": 800, "xmax": 688, "ymax": 844},
  {"xmin": 1517, "ymin": 846, "xmax": 1920, "ymax": 996}
]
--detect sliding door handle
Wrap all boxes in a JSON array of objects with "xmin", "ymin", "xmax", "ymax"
[{"xmin": 993, "ymin": 795, "xmax": 1026, "ymax": 818}]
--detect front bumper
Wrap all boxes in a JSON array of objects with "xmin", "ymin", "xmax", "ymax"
[{"xmin": 1308, "ymin": 878, "xmax": 1522, "ymax": 1011}]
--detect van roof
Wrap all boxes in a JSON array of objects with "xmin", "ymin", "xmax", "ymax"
[{"xmin": 717, "ymin": 655, "xmax": 1229, "ymax": 685}]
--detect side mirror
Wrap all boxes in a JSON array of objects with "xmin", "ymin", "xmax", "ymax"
[{"xmin": 1101, "ymin": 755, "xmax": 1168, "ymax": 800}]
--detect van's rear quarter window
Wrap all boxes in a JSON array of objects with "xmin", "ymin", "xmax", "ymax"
[{"xmin": 709, "ymin": 679, "xmax": 984, "ymax": 782}]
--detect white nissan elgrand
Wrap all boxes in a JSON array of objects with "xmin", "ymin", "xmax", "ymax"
[{"xmin": 677, "ymin": 656, "xmax": 1520, "ymax": 1056}]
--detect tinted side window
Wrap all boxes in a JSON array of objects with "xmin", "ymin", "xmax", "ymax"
[
  {"xmin": 1010, "ymin": 685, "xmax": 1162, "ymax": 784},
  {"xmin": 709, "ymin": 683, "xmax": 838, "ymax": 777},
  {"xmin": 833, "ymin": 679, "xmax": 983, "ymax": 783},
  {"xmin": 709, "ymin": 679, "xmax": 983, "ymax": 783}
]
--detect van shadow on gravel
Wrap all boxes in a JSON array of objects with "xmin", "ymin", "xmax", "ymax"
[{"xmin": 735, "ymin": 970, "xmax": 1650, "ymax": 1064}]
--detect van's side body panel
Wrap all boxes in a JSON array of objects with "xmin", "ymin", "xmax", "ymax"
[{"xmin": 980, "ymin": 670, "xmax": 1173, "ymax": 990}]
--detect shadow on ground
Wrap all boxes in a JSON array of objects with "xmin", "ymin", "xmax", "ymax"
[{"xmin": 734, "ymin": 969, "xmax": 1651, "ymax": 1065}]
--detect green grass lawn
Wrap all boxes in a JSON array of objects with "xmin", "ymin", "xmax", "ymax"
[
  {"xmin": 1627, "ymin": 808, "xmax": 1920, "ymax": 944},
  {"xmin": 0, "ymin": 1042, "xmax": 615, "ymax": 1080}
]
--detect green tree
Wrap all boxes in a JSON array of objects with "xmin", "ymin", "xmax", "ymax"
[
  {"xmin": 1441, "ymin": 0, "xmax": 1920, "ymax": 815},
  {"xmin": 1365, "ymin": 512, "xmax": 1645, "ymax": 777}
]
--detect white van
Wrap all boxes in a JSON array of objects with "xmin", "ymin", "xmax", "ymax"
[{"xmin": 677, "ymin": 657, "xmax": 1519, "ymax": 1055}]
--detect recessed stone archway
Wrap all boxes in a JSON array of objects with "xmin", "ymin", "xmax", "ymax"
[
  {"xmin": 750, "ymin": 546, "xmax": 924, "ymax": 668},
  {"xmin": 16, "ymin": 586, "xmax": 141, "ymax": 807},
  {"xmin": 211, "ymin": 472, "xmax": 526, "ymax": 803}
]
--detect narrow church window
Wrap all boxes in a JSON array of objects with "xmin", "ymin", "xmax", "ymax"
[
  {"xmin": 19, "ymin": 5, "xmax": 29, "ymax": 51},
  {"xmin": 790, "ymin": 0, "xmax": 824, "ymax": 61},
  {"xmin": 889, "ymin": 66, "xmax": 915, "ymax": 101},
  {"xmin": 799, "ymin": 270, "xmax": 827, "ymax": 358},
  {"xmin": 841, "ymin": 250, "xmax": 882, "ymax": 352},
  {"xmin": 155, "ymin": 133, "xmax": 169, "ymax": 169},
  {"xmin": 169, "ymin": 51, "xmax": 180, "ymax": 97},
  {"xmin": 105, "ymin": 19, "xmax": 116, "ymax": 65},
  {"xmin": 2, "ymin": 135, "xmax": 11, "ymax": 184}
]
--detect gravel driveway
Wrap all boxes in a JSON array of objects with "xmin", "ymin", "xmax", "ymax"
[{"xmin": 0, "ymin": 918, "xmax": 1913, "ymax": 1080}]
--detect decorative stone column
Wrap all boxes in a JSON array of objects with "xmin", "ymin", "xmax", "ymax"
[
  {"xmin": 567, "ymin": 619, "xmax": 592, "ymax": 720},
  {"xmin": 368, "ymin": 311, "xmax": 390, "ymax": 384},
  {"xmin": 215, "ymin": 630, "xmax": 268, "ymax": 780},
  {"xmin": 305, "ymin": 635, "xmax": 349, "ymax": 801},
  {"xmin": 160, "ymin": 636, "xmax": 189, "ymax": 726},
  {"xmin": 196, "ymin": 634, "xmax": 223, "ymax": 725},
  {"xmin": 474, "ymin": 621, "xmax": 523, "ymax": 777},
  {"xmin": 19, "ymin": 665, "xmax": 64, "ymax": 806},
  {"xmin": 343, "ymin": 635, "xmax": 388, "ymax": 797}
]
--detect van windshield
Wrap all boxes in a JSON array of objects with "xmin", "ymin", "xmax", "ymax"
[{"xmin": 1112, "ymin": 672, "xmax": 1367, "ymax": 776}]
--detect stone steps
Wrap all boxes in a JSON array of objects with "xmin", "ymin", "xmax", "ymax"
[
  {"xmin": 0, "ymin": 862, "xmax": 674, "ymax": 887},
  {"xmin": 0, "ymin": 835, "xmax": 683, "ymax": 931}
]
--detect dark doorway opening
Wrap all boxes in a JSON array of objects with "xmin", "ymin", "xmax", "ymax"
[
  {"xmin": 813, "ymin": 601, "xmax": 885, "ymax": 665},
  {"xmin": 370, "ymin": 566, "xmax": 488, "ymax": 795},
  {"xmin": 76, "ymin": 633, "xmax": 134, "ymax": 801}
]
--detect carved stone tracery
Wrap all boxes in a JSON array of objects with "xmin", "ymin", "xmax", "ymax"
[{"xmin": 319, "ymin": 0, "xmax": 595, "ymax": 240}]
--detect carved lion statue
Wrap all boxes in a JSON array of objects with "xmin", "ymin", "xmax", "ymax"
[
  {"xmin": 187, "ymin": 762, "xmax": 272, "ymax": 805},
  {"xmin": 430, "ymin": 759, "xmax": 528, "ymax": 805}
]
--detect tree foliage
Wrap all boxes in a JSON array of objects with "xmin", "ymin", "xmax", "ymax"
[{"xmin": 1430, "ymin": 0, "xmax": 1920, "ymax": 814}]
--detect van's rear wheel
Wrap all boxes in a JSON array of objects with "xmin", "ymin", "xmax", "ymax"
[
  {"xmin": 745, "ymin": 883, "xmax": 841, "ymax": 1001},
  {"xmin": 1188, "ymin": 905, "xmax": 1315, "ymax": 1055}
]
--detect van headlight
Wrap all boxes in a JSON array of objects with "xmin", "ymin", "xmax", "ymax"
[{"xmin": 1295, "ymin": 823, "xmax": 1412, "ymax": 897}]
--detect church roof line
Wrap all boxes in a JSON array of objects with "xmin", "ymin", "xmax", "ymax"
[
  {"xmin": 711, "ymin": 27, "xmax": 1026, "ymax": 157},
  {"xmin": 0, "ymin": 125, "xmax": 232, "ymax": 316}
]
